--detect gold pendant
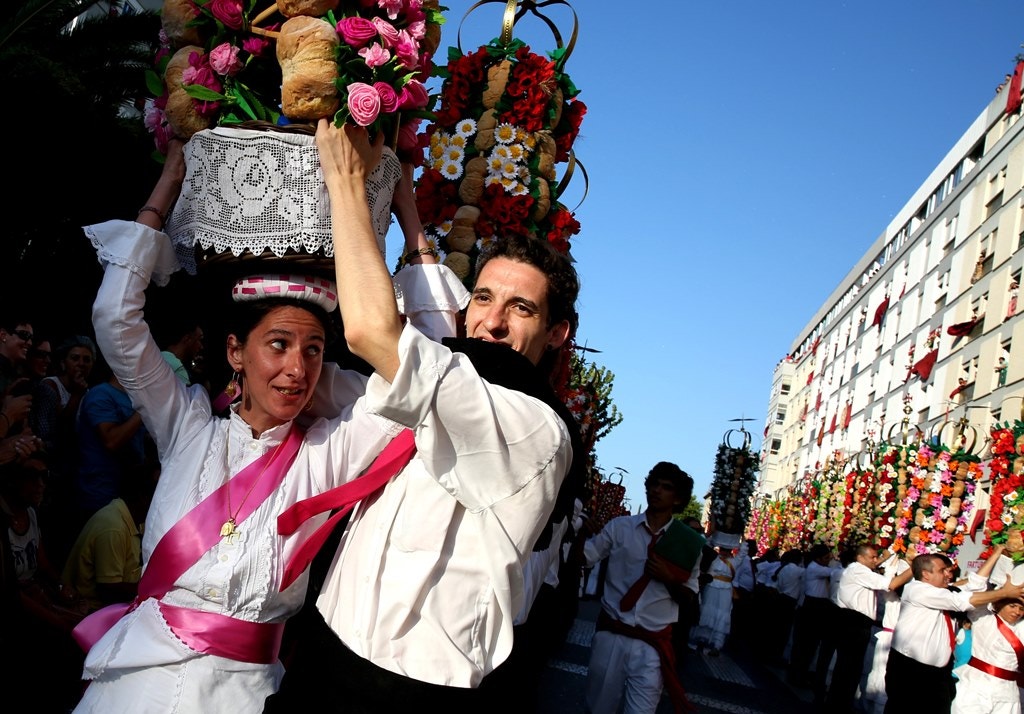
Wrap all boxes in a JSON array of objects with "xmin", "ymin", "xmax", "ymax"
[{"xmin": 220, "ymin": 518, "xmax": 237, "ymax": 538}]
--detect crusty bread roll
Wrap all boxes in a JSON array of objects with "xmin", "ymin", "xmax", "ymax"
[
  {"xmin": 277, "ymin": 16, "xmax": 340, "ymax": 121},
  {"xmin": 161, "ymin": 0, "xmax": 203, "ymax": 47},
  {"xmin": 164, "ymin": 45, "xmax": 214, "ymax": 138},
  {"xmin": 276, "ymin": 0, "xmax": 339, "ymax": 18}
]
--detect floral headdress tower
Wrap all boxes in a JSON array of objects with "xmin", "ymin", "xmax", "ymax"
[
  {"xmin": 708, "ymin": 422, "xmax": 759, "ymax": 549},
  {"xmin": 145, "ymin": 0, "xmax": 444, "ymax": 277},
  {"xmin": 982, "ymin": 408, "xmax": 1024, "ymax": 561},
  {"xmin": 881, "ymin": 397, "xmax": 980, "ymax": 560},
  {"xmin": 411, "ymin": 0, "xmax": 587, "ymax": 286}
]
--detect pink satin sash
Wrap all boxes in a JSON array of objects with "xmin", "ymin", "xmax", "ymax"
[
  {"xmin": 277, "ymin": 428, "xmax": 417, "ymax": 590},
  {"xmin": 72, "ymin": 426, "xmax": 303, "ymax": 656}
]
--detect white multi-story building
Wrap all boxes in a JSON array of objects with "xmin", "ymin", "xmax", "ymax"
[{"xmin": 760, "ymin": 74, "xmax": 1024, "ymax": 502}]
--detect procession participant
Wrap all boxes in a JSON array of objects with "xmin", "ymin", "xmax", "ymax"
[
  {"xmin": 263, "ymin": 121, "xmax": 579, "ymax": 711},
  {"xmin": 581, "ymin": 462, "xmax": 703, "ymax": 714},
  {"xmin": 825, "ymin": 544, "xmax": 914, "ymax": 713},
  {"xmin": 863, "ymin": 550, "xmax": 911, "ymax": 713},
  {"xmin": 884, "ymin": 551, "xmax": 1024, "ymax": 713},
  {"xmin": 71, "ymin": 134, "xmax": 466, "ymax": 713}
]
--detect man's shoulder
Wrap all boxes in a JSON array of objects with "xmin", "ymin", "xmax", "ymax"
[{"xmin": 656, "ymin": 520, "xmax": 705, "ymax": 570}]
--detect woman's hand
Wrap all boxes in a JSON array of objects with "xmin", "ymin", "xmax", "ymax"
[{"xmin": 315, "ymin": 120, "xmax": 384, "ymax": 188}]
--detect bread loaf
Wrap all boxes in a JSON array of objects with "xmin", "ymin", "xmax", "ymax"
[
  {"xmin": 161, "ymin": 0, "xmax": 203, "ymax": 46},
  {"xmin": 164, "ymin": 45, "xmax": 214, "ymax": 138},
  {"xmin": 277, "ymin": 16, "xmax": 340, "ymax": 121},
  {"xmin": 276, "ymin": 0, "xmax": 339, "ymax": 18}
]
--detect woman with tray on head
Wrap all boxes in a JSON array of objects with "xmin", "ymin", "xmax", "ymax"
[{"xmin": 70, "ymin": 131, "xmax": 467, "ymax": 712}]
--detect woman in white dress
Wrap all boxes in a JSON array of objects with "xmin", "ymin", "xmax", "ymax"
[{"xmin": 72, "ymin": 137, "xmax": 467, "ymax": 713}]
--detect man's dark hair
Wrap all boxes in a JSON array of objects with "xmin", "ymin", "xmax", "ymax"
[
  {"xmin": 475, "ymin": 233, "xmax": 580, "ymax": 336},
  {"xmin": 854, "ymin": 543, "xmax": 878, "ymax": 560},
  {"xmin": 808, "ymin": 543, "xmax": 831, "ymax": 563},
  {"xmin": 912, "ymin": 553, "xmax": 941, "ymax": 580},
  {"xmin": 643, "ymin": 461, "xmax": 693, "ymax": 513}
]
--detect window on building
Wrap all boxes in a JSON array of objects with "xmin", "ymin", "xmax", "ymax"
[
  {"xmin": 770, "ymin": 438, "xmax": 781, "ymax": 455},
  {"xmin": 775, "ymin": 409, "xmax": 786, "ymax": 425},
  {"xmin": 780, "ymin": 381, "xmax": 791, "ymax": 396}
]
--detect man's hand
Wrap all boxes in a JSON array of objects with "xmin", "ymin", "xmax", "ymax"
[
  {"xmin": 997, "ymin": 574, "xmax": 1024, "ymax": 601},
  {"xmin": 646, "ymin": 553, "xmax": 689, "ymax": 586}
]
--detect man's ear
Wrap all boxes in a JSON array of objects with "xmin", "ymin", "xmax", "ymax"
[{"xmin": 546, "ymin": 319, "xmax": 571, "ymax": 351}]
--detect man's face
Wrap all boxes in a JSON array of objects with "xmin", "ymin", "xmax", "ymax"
[
  {"xmin": 465, "ymin": 257, "xmax": 568, "ymax": 366},
  {"xmin": 856, "ymin": 548, "xmax": 880, "ymax": 569},
  {"xmin": 920, "ymin": 560, "xmax": 949, "ymax": 588},
  {"xmin": 645, "ymin": 477, "xmax": 682, "ymax": 511}
]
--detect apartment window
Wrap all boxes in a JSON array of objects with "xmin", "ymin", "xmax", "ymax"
[
  {"xmin": 780, "ymin": 381, "xmax": 791, "ymax": 396},
  {"xmin": 775, "ymin": 410, "xmax": 786, "ymax": 425},
  {"xmin": 770, "ymin": 439, "xmax": 782, "ymax": 456}
]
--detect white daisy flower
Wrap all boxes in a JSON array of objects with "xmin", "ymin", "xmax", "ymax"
[
  {"xmin": 500, "ymin": 160, "xmax": 518, "ymax": 179},
  {"xmin": 455, "ymin": 118, "xmax": 477, "ymax": 137},
  {"xmin": 495, "ymin": 123, "xmax": 517, "ymax": 144},
  {"xmin": 450, "ymin": 134, "xmax": 467, "ymax": 149},
  {"xmin": 508, "ymin": 143, "xmax": 526, "ymax": 161},
  {"xmin": 441, "ymin": 159, "xmax": 463, "ymax": 180}
]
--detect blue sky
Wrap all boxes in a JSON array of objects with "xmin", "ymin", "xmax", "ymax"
[{"xmin": 398, "ymin": 1, "xmax": 1024, "ymax": 514}]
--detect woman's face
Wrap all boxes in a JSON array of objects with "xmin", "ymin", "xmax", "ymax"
[
  {"xmin": 63, "ymin": 346, "xmax": 95, "ymax": 385},
  {"xmin": 27, "ymin": 340, "xmax": 51, "ymax": 378},
  {"xmin": 228, "ymin": 305, "xmax": 325, "ymax": 436},
  {"xmin": 998, "ymin": 600, "xmax": 1024, "ymax": 625}
]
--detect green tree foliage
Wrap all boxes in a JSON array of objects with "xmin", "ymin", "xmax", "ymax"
[{"xmin": 0, "ymin": 0, "xmax": 161, "ymax": 334}]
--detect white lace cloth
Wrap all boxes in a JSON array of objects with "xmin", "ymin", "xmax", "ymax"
[{"xmin": 167, "ymin": 127, "xmax": 401, "ymax": 274}]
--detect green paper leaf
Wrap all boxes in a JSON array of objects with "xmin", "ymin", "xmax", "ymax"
[
  {"xmin": 184, "ymin": 85, "xmax": 228, "ymax": 102},
  {"xmin": 145, "ymin": 69, "xmax": 165, "ymax": 98}
]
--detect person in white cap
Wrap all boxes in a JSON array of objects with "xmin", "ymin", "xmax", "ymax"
[{"xmin": 70, "ymin": 134, "xmax": 467, "ymax": 713}]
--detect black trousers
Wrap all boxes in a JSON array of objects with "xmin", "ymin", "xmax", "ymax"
[
  {"xmin": 788, "ymin": 595, "xmax": 831, "ymax": 680},
  {"xmin": 825, "ymin": 608, "xmax": 875, "ymax": 711},
  {"xmin": 265, "ymin": 606, "xmax": 496, "ymax": 713},
  {"xmin": 884, "ymin": 647, "xmax": 955, "ymax": 713}
]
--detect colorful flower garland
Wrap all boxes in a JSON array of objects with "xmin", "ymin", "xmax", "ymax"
[
  {"xmin": 414, "ymin": 36, "xmax": 586, "ymax": 284},
  {"xmin": 982, "ymin": 420, "xmax": 1024, "ymax": 561},
  {"xmin": 873, "ymin": 444, "xmax": 906, "ymax": 550}
]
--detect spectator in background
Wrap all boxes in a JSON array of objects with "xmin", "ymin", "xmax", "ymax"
[
  {"xmin": 73, "ymin": 359, "xmax": 148, "ymax": 530},
  {"xmin": 153, "ymin": 313, "xmax": 204, "ymax": 387},
  {"xmin": 62, "ymin": 442, "xmax": 159, "ymax": 615},
  {"xmin": 0, "ymin": 316, "xmax": 35, "ymax": 395},
  {"xmin": 25, "ymin": 337, "xmax": 53, "ymax": 387}
]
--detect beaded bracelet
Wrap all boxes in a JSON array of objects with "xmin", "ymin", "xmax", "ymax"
[
  {"xmin": 137, "ymin": 205, "xmax": 166, "ymax": 229},
  {"xmin": 402, "ymin": 246, "xmax": 438, "ymax": 264}
]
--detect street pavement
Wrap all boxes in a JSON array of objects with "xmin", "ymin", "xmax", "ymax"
[{"xmin": 536, "ymin": 598, "xmax": 819, "ymax": 714}]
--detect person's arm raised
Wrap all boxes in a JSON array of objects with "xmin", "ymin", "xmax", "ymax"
[{"xmin": 317, "ymin": 120, "xmax": 402, "ymax": 381}]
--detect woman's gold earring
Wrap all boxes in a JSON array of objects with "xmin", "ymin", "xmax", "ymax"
[
  {"xmin": 304, "ymin": 396, "xmax": 314, "ymax": 412},
  {"xmin": 225, "ymin": 370, "xmax": 240, "ymax": 398}
]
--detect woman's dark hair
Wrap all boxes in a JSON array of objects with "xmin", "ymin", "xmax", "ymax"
[{"xmin": 224, "ymin": 298, "xmax": 335, "ymax": 347}]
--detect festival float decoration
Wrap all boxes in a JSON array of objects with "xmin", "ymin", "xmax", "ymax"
[
  {"xmin": 144, "ymin": 0, "xmax": 443, "ymax": 276},
  {"xmin": 843, "ymin": 445, "xmax": 877, "ymax": 547},
  {"xmin": 886, "ymin": 401, "xmax": 980, "ymax": 559},
  {"xmin": 982, "ymin": 414, "xmax": 1024, "ymax": 561},
  {"xmin": 413, "ymin": 0, "xmax": 586, "ymax": 285},
  {"xmin": 707, "ymin": 420, "xmax": 759, "ymax": 549}
]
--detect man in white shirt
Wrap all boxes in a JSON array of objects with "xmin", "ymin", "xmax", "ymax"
[
  {"xmin": 265, "ymin": 125, "xmax": 583, "ymax": 712},
  {"xmin": 884, "ymin": 552, "xmax": 1024, "ymax": 712},
  {"xmin": 862, "ymin": 552, "xmax": 910, "ymax": 713},
  {"xmin": 788, "ymin": 543, "xmax": 834, "ymax": 688},
  {"xmin": 582, "ymin": 462, "xmax": 704, "ymax": 714},
  {"xmin": 825, "ymin": 544, "xmax": 913, "ymax": 713}
]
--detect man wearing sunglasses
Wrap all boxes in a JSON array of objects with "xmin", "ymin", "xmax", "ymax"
[{"xmin": 0, "ymin": 318, "xmax": 36, "ymax": 436}]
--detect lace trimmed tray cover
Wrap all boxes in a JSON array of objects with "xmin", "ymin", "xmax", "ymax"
[{"xmin": 166, "ymin": 126, "xmax": 402, "ymax": 278}]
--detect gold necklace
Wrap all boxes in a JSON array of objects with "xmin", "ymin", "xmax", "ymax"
[{"xmin": 221, "ymin": 434, "xmax": 289, "ymax": 540}]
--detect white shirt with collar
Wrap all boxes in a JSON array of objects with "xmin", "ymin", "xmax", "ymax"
[
  {"xmin": 891, "ymin": 573, "xmax": 986, "ymax": 666},
  {"xmin": 837, "ymin": 560, "xmax": 891, "ymax": 620},
  {"xmin": 803, "ymin": 560, "xmax": 833, "ymax": 599},
  {"xmin": 584, "ymin": 513, "xmax": 700, "ymax": 631},
  {"xmin": 775, "ymin": 563, "xmax": 804, "ymax": 600}
]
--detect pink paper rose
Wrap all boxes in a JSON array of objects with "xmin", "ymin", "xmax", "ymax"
[
  {"xmin": 372, "ymin": 17, "xmax": 400, "ymax": 48},
  {"xmin": 209, "ymin": 43, "xmax": 243, "ymax": 76},
  {"xmin": 347, "ymin": 82, "xmax": 381, "ymax": 126},
  {"xmin": 374, "ymin": 81, "xmax": 399, "ymax": 113},
  {"xmin": 208, "ymin": 0, "xmax": 244, "ymax": 30},
  {"xmin": 358, "ymin": 43, "xmax": 391, "ymax": 68},
  {"xmin": 337, "ymin": 16, "xmax": 378, "ymax": 47},
  {"xmin": 397, "ymin": 79, "xmax": 428, "ymax": 110}
]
